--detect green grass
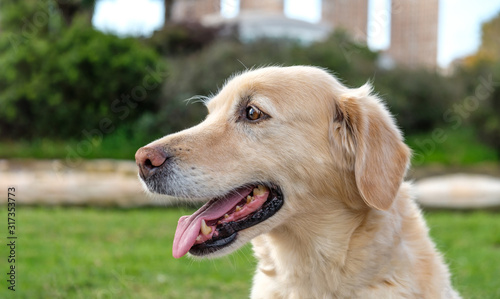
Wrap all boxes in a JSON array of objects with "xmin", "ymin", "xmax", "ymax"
[
  {"xmin": 0, "ymin": 128, "xmax": 160, "ymax": 160},
  {"xmin": 406, "ymin": 126, "xmax": 498, "ymax": 166},
  {"xmin": 0, "ymin": 207, "xmax": 255, "ymax": 299},
  {"xmin": 426, "ymin": 211, "xmax": 500, "ymax": 299},
  {"xmin": 0, "ymin": 207, "xmax": 499, "ymax": 298}
]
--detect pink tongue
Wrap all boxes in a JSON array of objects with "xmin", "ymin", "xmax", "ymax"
[{"xmin": 172, "ymin": 187, "xmax": 253, "ymax": 258}]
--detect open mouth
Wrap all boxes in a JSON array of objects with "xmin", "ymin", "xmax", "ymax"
[{"xmin": 172, "ymin": 184, "xmax": 284, "ymax": 258}]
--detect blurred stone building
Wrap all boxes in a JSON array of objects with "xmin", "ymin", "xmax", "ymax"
[
  {"xmin": 170, "ymin": 0, "xmax": 439, "ymax": 69},
  {"xmin": 387, "ymin": 0, "xmax": 439, "ymax": 69},
  {"xmin": 240, "ymin": 0, "xmax": 284, "ymax": 14},
  {"xmin": 322, "ymin": 0, "xmax": 368, "ymax": 42}
]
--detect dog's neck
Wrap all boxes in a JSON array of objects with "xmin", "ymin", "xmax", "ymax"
[{"xmin": 251, "ymin": 183, "xmax": 418, "ymax": 297}]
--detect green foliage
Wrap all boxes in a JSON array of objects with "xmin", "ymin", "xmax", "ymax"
[
  {"xmin": 0, "ymin": 0, "xmax": 55, "ymax": 33},
  {"xmin": 465, "ymin": 11, "xmax": 500, "ymax": 65},
  {"xmin": 145, "ymin": 21, "xmax": 222, "ymax": 56},
  {"xmin": 451, "ymin": 61, "xmax": 500, "ymax": 157},
  {"xmin": 374, "ymin": 68, "xmax": 465, "ymax": 134},
  {"xmin": 292, "ymin": 30, "xmax": 379, "ymax": 87},
  {"xmin": 469, "ymin": 62, "xmax": 500, "ymax": 156},
  {"xmin": 0, "ymin": 1, "xmax": 166, "ymax": 139},
  {"xmin": 407, "ymin": 125, "xmax": 498, "ymax": 166},
  {"xmin": 457, "ymin": 13, "xmax": 500, "ymax": 157}
]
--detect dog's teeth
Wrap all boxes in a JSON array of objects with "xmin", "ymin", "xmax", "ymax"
[
  {"xmin": 235, "ymin": 205, "xmax": 242, "ymax": 212},
  {"xmin": 247, "ymin": 196, "xmax": 252, "ymax": 204},
  {"xmin": 196, "ymin": 235, "xmax": 202, "ymax": 242},
  {"xmin": 217, "ymin": 220, "xmax": 222, "ymax": 225},
  {"xmin": 253, "ymin": 185, "xmax": 268, "ymax": 196},
  {"xmin": 224, "ymin": 214, "xmax": 229, "ymax": 218},
  {"xmin": 201, "ymin": 219, "xmax": 212, "ymax": 235}
]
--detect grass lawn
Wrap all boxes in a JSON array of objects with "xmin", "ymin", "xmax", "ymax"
[
  {"xmin": 0, "ymin": 207, "xmax": 499, "ymax": 298},
  {"xmin": 406, "ymin": 126, "xmax": 498, "ymax": 166}
]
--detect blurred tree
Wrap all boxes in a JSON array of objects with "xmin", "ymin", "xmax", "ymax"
[
  {"xmin": 479, "ymin": 12, "xmax": 500, "ymax": 60},
  {"xmin": 55, "ymin": 0, "xmax": 97, "ymax": 25},
  {"xmin": 0, "ymin": 0, "xmax": 166, "ymax": 139},
  {"xmin": 459, "ymin": 12, "xmax": 500, "ymax": 157},
  {"xmin": 0, "ymin": 0, "xmax": 57, "ymax": 35},
  {"xmin": 146, "ymin": 21, "xmax": 221, "ymax": 56},
  {"xmin": 468, "ymin": 62, "xmax": 500, "ymax": 157},
  {"xmin": 464, "ymin": 12, "xmax": 500, "ymax": 66},
  {"xmin": 374, "ymin": 68, "xmax": 463, "ymax": 134}
]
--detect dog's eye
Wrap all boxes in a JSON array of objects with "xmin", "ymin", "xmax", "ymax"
[{"xmin": 246, "ymin": 106, "xmax": 263, "ymax": 121}]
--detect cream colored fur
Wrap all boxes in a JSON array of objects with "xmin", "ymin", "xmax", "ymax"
[{"xmin": 144, "ymin": 66, "xmax": 460, "ymax": 298}]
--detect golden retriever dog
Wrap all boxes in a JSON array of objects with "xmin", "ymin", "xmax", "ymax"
[{"xmin": 135, "ymin": 66, "xmax": 460, "ymax": 298}]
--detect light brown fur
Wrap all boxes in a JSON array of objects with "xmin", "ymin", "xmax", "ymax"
[{"xmin": 141, "ymin": 66, "xmax": 460, "ymax": 298}]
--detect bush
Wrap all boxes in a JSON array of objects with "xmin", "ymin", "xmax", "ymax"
[
  {"xmin": 145, "ymin": 21, "xmax": 222, "ymax": 56},
  {"xmin": 468, "ymin": 62, "xmax": 500, "ymax": 156},
  {"xmin": 0, "ymin": 4, "xmax": 166, "ymax": 139},
  {"xmin": 373, "ymin": 68, "xmax": 465, "ymax": 134},
  {"xmin": 292, "ymin": 30, "xmax": 378, "ymax": 87}
]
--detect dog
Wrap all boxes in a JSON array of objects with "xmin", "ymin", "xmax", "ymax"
[{"xmin": 135, "ymin": 66, "xmax": 460, "ymax": 298}]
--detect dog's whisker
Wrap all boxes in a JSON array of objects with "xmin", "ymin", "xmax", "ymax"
[{"xmin": 184, "ymin": 95, "xmax": 212, "ymax": 106}]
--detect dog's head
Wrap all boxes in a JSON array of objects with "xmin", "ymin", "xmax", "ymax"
[{"xmin": 135, "ymin": 66, "xmax": 410, "ymax": 258}]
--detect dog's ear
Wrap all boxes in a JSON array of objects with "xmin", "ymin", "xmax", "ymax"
[{"xmin": 333, "ymin": 84, "xmax": 411, "ymax": 210}]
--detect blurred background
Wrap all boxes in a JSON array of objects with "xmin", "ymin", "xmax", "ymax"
[{"xmin": 0, "ymin": 0, "xmax": 499, "ymax": 298}]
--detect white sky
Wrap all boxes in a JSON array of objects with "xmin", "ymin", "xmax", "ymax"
[{"xmin": 93, "ymin": 0, "xmax": 500, "ymax": 68}]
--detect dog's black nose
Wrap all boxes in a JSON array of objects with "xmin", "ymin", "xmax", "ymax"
[{"xmin": 135, "ymin": 146, "xmax": 168, "ymax": 179}]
